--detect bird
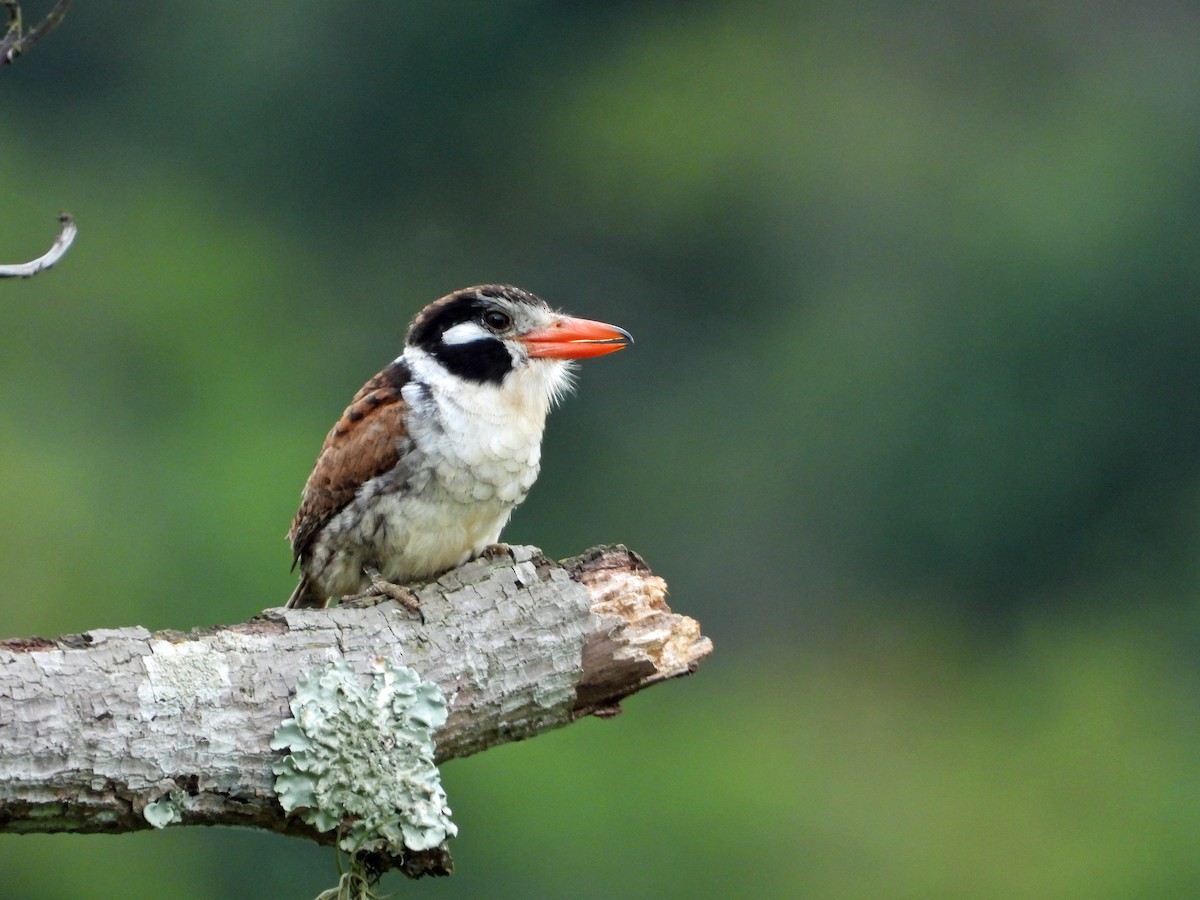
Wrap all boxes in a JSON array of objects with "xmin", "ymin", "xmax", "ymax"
[{"xmin": 285, "ymin": 284, "xmax": 632, "ymax": 610}]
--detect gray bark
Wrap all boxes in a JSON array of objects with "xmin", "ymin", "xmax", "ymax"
[{"xmin": 0, "ymin": 544, "xmax": 711, "ymax": 876}]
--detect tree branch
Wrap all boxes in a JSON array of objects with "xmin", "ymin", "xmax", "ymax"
[
  {"xmin": 0, "ymin": 213, "xmax": 76, "ymax": 278},
  {"xmin": 1, "ymin": 0, "xmax": 71, "ymax": 66},
  {"xmin": 0, "ymin": 544, "xmax": 711, "ymax": 877}
]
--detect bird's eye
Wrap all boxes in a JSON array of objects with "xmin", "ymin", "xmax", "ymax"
[{"xmin": 482, "ymin": 310, "xmax": 512, "ymax": 332}]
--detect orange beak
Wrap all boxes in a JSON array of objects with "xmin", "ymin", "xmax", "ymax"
[{"xmin": 520, "ymin": 314, "xmax": 634, "ymax": 359}]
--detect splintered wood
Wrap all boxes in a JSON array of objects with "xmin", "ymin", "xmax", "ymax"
[{"xmin": 570, "ymin": 545, "xmax": 712, "ymax": 716}]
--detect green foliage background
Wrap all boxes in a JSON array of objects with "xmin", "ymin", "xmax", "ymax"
[{"xmin": 3, "ymin": 2, "xmax": 1200, "ymax": 896}]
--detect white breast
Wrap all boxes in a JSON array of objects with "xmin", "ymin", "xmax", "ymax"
[
  {"xmin": 403, "ymin": 346, "xmax": 560, "ymax": 506},
  {"xmin": 307, "ymin": 347, "xmax": 570, "ymax": 598}
]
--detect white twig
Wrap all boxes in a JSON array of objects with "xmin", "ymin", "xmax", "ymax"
[{"xmin": 0, "ymin": 213, "xmax": 76, "ymax": 278}]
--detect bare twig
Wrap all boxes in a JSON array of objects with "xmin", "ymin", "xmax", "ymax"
[
  {"xmin": 1, "ymin": 0, "xmax": 71, "ymax": 66},
  {"xmin": 2, "ymin": 5, "xmax": 77, "ymax": 280},
  {"xmin": 0, "ymin": 213, "xmax": 77, "ymax": 278}
]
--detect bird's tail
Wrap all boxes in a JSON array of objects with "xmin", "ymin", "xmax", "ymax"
[{"xmin": 286, "ymin": 576, "xmax": 327, "ymax": 609}]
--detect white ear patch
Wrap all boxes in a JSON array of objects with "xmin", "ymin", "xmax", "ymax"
[{"xmin": 440, "ymin": 321, "xmax": 491, "ymax": 346}]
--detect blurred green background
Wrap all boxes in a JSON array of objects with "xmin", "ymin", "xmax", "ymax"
[{"xmin": 3, "ymin": 1, "xmax": 1200, "ymax": 897}]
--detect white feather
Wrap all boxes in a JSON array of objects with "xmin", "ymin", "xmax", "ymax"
[
  {"xmin": 306, "ymin": 342, "xmax": 576, "ymax": 597},
  {"xmin": 439, "ymin": 321, "xmax": 490, "ymax": 346}
]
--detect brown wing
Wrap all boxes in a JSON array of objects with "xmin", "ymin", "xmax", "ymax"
[{"xmin": 287, "ymin": 360, "xmax": 414, "ymax": 564}]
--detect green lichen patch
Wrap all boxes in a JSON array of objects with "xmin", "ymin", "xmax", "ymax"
[{"xmin": 271, "ymin": 658, "xmax": 456, "ymax": 854}]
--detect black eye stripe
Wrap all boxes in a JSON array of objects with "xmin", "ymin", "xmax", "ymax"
[
  {"xmin": 405, "ymin": 285, "xmax": 547, "ymax": 385},
  {"xmin": 410, "ymin": 296, "xmax": 525, "ymax": 348},
  {"xmin": 430, "ymin": 340, "xmax": 511, "ymax": 385}
]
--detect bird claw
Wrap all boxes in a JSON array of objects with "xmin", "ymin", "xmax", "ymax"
[{"xmin": 341, "ymin": 567, "xmax": 424, "ymax": 623}]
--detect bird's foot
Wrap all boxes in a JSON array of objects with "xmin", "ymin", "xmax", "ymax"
[{"xmin": 341, "ymin": 567, "xmax": 424, "ymax": 622}]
